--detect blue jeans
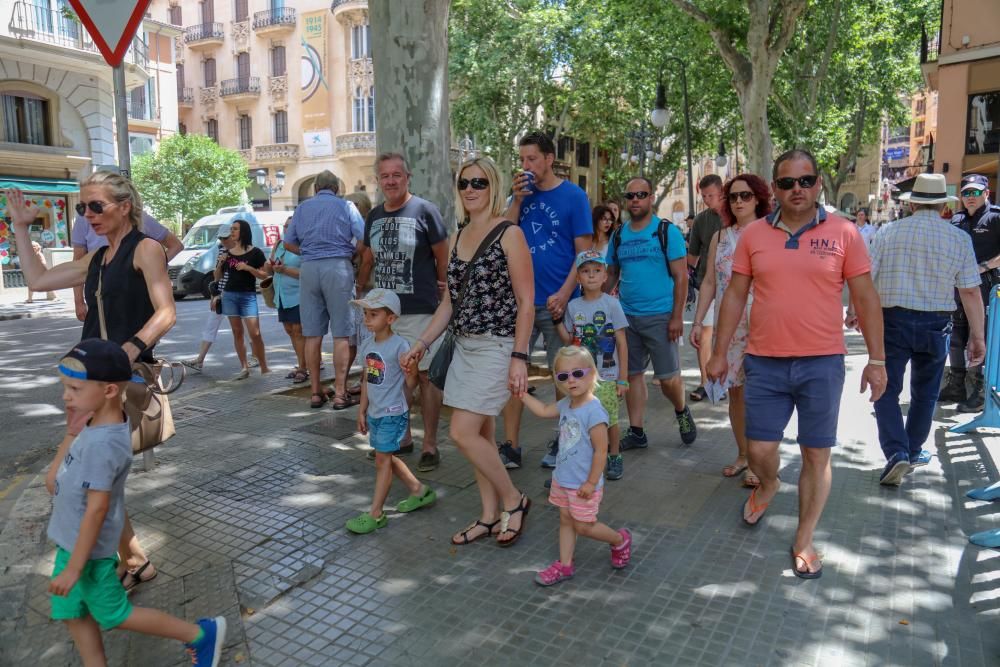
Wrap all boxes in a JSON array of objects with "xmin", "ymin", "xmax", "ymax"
[{"xmin": 874, "ymin": 308, "xmax": 952, "ymax": 462}]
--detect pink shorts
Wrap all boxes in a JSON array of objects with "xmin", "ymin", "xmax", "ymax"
[{"xmin": 548, "ymin": 479, "xmax": 604, "ymax": 522}]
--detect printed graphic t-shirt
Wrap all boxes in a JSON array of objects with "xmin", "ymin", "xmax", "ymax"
[
  {"xmin": 359, "ymin": 333, "xmax": 410, "ymax": 417},
  {"xmin": 519, "ymin": 180, "xmax": 593, "ymax": 305},
  {"xmin": 47, "ymin": 420, "xmax": 133, "ymax": 559},
  {"xmin": 553, "ymin": 396, "xmax": 609, "ymax": 490},
  {"xmin": 608, "ymin": 217, "xmax": 687, "ymax": 316},
  {"xmin": 564, "ymin": 294, "xmax": 628, "ymax": 381},
  {"xmin": 364, "ymin": 196, "xmax": 449, "ymax": 315},
  {"xmin": 221, "ymin": 247, "xmax": 267, "ymax": 292}
]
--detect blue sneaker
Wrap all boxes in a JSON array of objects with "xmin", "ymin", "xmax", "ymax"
[
  {"xmin": 606, "ymin": 454, "xmax": 624, "ymax": 481},
  {"xmin": 185, "ymin": 616, "xmax": 226, "ymax": 667},
  {"xmin": 879, "ymin": 453, "xmax": 911, "ymax": 486},
  {"xmin": 910, "ymin": 450, "xmax": 932, "ymax": 467},
  {"xmin": 498, "ymin": 441, "xmax": 521, "ymax": 469},
  {"xmin": 540, "ymin": 439, "xmax": 559, "ymax": 468},
  {"xmin": 619, "ymin": 428, "xmax": 648, "ymax": 451}
]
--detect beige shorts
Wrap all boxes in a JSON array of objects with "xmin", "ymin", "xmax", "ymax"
[
  {"xmin": 443, "ymin": 334, "xmax": 514, "ymax": 416},
  {"xmin": 702, "ymin": 298, "xmax": 716, "ymax": 327},
  {"xmin": 393, "ymin": 313, "xmax": 443, "ymax": 372}
]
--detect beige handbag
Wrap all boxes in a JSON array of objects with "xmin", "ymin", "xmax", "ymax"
[{"xmin": 96, "ymin": 267, "xmax": 183, "ymax": 453}]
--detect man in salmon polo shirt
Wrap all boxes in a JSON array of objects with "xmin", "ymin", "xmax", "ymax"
[{"xmin": 707, "ymin": 149, "xmax": 888, "ymax": 580}]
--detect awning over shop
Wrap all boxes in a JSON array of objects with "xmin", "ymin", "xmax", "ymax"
[{"xmin": 0, "ymin": 177, "xmax": 79, "ymax": 193}]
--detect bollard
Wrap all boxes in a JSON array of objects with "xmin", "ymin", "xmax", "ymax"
[
  {"xmin": 142, "ymin": 448, "xmax": 155, "ymax": 471},
  {"xmin": 951, "ymin": 285, "xmax": 1000, "ymax": 433}
]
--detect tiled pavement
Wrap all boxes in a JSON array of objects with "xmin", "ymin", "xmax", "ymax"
[{"xmin": 3, "ymin": 330, "xmax": 1000, "ymax": 666}]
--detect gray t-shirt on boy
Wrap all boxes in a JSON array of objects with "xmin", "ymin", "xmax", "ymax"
[
  {"xmin": 553, "ymin": 397, "xmax": 609, "ymax": 491},
  {"xmin": 47, "ymin": 420, "xmax": 133, "ymax": 559},
  {"xmin": 563, "ymin": 294, "xmax": 628, "ymax": 381},
  {"xmin": 360, "ymin": 333, "xmax": 410, "ymax": 418}
]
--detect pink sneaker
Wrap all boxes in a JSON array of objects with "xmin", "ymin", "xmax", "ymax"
[
  {"xmin": 534, "ymin": 560, "xmax": 575, "ymax": 586},
  {"xmin": 610, "ymin": 528, "xmax": 632, "ymax": 569}
]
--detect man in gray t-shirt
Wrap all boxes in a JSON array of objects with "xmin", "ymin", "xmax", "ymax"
[
  {"xmin": 685, "ymin": 174, "xmax": 724, "ymax": 401},
  {"xmin": 48, "ymin": 421, "xmax": 133, "ymax": 559}
]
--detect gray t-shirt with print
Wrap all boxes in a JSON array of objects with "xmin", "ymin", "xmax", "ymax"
[
  {"xmin": 553, "ymin": 397, "xmax": 609, "ymax": 490},
  {"xmin": 360, "ymin": 333, "xmax": 410, "ymax": 418},
  {"xmin": 47, "ymin": 420, "xmax": 132, "ymax": 559},
  {"xmin": 563, "ymin": 294, "xmax": 628, "ymax": 381}
]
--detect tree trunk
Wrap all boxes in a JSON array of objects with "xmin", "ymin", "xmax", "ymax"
[
  {"xmin": 370, "ymin": 0, "xmax": 454, "ymax": 229},
  {"xmin": 737, "ymin": 77, "xmax": 774, "ymax": 178}
]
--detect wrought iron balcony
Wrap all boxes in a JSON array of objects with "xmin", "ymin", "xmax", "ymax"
[
  {"xmin": 252, "ymin": 7, "xmax": 296, "ymax": 32},
  {"xmin": 178, "ymin": 87, "xmax": 194, "ymax": 106},
  {"xmin": 220, "ymin": 77, "xmax": 261, "ymax": 99},
  {"xmin": 183, "ymin": 22, "xmax": 224, "ymax": 46}
]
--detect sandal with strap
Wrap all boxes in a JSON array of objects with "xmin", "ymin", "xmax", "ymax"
[
  {"xmin": 451, "ymin": 519, "xmax": 500, "ymax": 545},
  {"xmin": 535, "ymin": 560, "xmax": 575, "ymax": 586},
  {"xmin": 610, "ymin": 528, "xmax": 632, "ymax": 569},
  {"xmin": 332, "ymin": 393, "xmax": 359, "ymax": 410},
  {"xmin": 310, "ymin": 393, "xmax": 328, "ymax": 409},
  {"xmin": 496, "ymin": 494, "xmax": 531, "ymax": 548},
  {"xmin": 743, "ymin": 470, "xmax": 761, "ymax": 488},
  {"xmin": 790, "ymin": 547, "xmax": 823, "ymax": 579},
  {"xmin": 347, "ymin": 383, "xmax": 362, "ymax": 396},
  {"xmin": 742, "ymin": 487, "xmax": 769, "ymax": 527},
  {"xmin": 120, "ymin": 559, "xmax": 157, "ymax": 592}
]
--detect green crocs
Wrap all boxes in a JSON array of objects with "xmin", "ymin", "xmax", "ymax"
[
  {"xmin": 396, "ymin": 486, "xmax": 437, "ymax": 513},
  {"xmin": 346, "ymin": 512, "xmax": 388, "ymax": 534}
]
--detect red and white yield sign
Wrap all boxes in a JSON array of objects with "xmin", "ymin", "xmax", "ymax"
[{"xmin": 66, "ymin": 0, "xmax": 153, "ymax": 67}]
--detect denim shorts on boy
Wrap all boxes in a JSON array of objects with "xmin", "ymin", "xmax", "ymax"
[
  {"xmin": 743, "ymin": 353, "xmax": 845, "ymax": 447},
  {"xmin": 299, "ymin": 257, "xmax": 355, "ymax": 338},
  {"xmin": 624, "ymin": 313, "xmax": 680, "ymax": 379},
  {"xmin": 221, "ymin": 291, "xmax": 259, "ymax": 318},
  {"xmin": 50, "ymin": 547, "xmax": 132, "ymax": 630},
  {"xmin": 548, "ymin": 478, "xmax": 604, "ymax": 522},
  {"xmin": 277, "ymin": 304, "xmax": 300, "ymax": 324},
  {"xmin": 367, "ymin": 412, "xmax": 410, "ymax": 453},
  {"xmin": 595, "ymin": 381, "xmax": 619, "ymax": 427}
]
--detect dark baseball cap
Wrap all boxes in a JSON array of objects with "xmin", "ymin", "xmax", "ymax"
[
  {"xmin": 961, "ymin": 174, "xmax": 989, "ymax": 192},
  {"xmin": 59, "ymin": 338, "xmax": 133, "ymax": 382}
]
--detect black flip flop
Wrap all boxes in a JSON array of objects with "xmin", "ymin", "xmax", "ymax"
[
  {"xmin": 790, "ymin": 547, "xmax": 822, "ymax": 579},
  {"xmin": 120, "ymin": 560, "xmax": 157, "ymax": 591}
]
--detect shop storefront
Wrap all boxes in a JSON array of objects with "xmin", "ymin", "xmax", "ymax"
[{"xmin": 0, "ymin": 178, "xmax": 77, "ymax": 287}]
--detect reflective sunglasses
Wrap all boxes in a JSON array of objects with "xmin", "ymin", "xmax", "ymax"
[
  {"xmin": 75, "ymin": 200, "xmax": 117, "ymax": 216},
  {"xmin": 457, "ymin": 177, "xmax": 489, "ymax": 190},
  {"xmin": 774, "ymin": 175, "xmax": 818, "ymax": 190},
  {"xmin": 624, "ymin": 191, "xmax": 650, "ymax": 200},
  {"xmin": 962, "ymin": 188, "xmax": 985, "ymax": 198},
  {"xmin": 555, "ymin": 367, "xmax": 592, "ymax": 382},
  {"xmin": 728, "ymin": 191, "xmax": 755, "ymax": 203}
]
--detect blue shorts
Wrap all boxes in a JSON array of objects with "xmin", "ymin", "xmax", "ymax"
[
  {"xmin": 278, "ymin": 305, "xmax": 300, "ymax": 324},
  {"xmin": 222, "ymin": 291, "xmax": 259, "ymax": 318},
  {"xmin": 367, "ymin": 412, "xmax": 409, "ymax": 453},
  {"xmin": 743, "ymin": 354, "xmax": 845, "ymax": 448}
]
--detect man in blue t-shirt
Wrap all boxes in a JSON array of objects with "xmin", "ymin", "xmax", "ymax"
[
  {"xmin": 607, "ymin": 177, "xmax": 697, "ymax": 448},
  {"xmin": 498, "ymin": 131, "xmax": 593, "ymax": 470}
]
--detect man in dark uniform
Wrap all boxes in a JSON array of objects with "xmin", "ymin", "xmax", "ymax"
[{"xmin": 940, "ymin": 173, "xmax": 1000, "ymax": 411}]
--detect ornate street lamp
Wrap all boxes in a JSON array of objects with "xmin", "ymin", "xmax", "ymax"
[
  {"xmin": 256, "ymin": 168, "xmax": 285, "ymax": 195},
  {"xmin": 651, "ymin": 57, "xmax": 694, "ymax": 215}
]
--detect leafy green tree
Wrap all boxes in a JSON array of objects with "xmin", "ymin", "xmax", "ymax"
[{"xmin": 131, "ymin": 134, "xmax": 250, "ymax": 228}]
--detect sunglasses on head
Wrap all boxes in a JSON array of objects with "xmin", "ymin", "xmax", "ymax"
[
  {"xmin": 555, "ymin": 367, "xmax": 592, "ymax": 382},
  {"xmin": 728, "ymin": 191, "xmax": 755, "ymax": 203},
  {"xmin": 457, "ymin": 177, "xmax": 489, "ymax": 191},
  {"xmin": 962, "ymin": 188, "xmax": 985, "ymax": 197},
  {"xmin": 75, "ymin": 200, "xmax": 116, "ymax": 216},
  {"xmin": 774, "ymin": 175, "xmax": 818, "ymax": 190},
  {"xmin": 624, "ymin": 191, "xmax": 650, "ymax": 200}
]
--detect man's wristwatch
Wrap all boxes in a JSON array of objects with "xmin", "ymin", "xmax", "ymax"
[{"xmin": 511, "ymin": 351, "xmax": 529, "ymax": 361}]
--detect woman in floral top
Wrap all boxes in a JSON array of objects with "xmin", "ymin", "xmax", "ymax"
[
  {"xmin": 406, "ymin": 157, "xmax": 535, "ymax": 548},
  {"xmin": 690, "ymin": 173, "xmax": 772, "ymax": 488}
]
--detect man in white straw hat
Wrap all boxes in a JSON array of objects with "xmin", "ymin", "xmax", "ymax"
[{"xmin": 864, "ymin": 173, "xmax": 985, "ymax": 486}]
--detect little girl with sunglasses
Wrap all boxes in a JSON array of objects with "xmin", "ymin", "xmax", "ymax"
[{"xmin": 519, "ymin": 346, "xmax": 632, "ymax": 586}]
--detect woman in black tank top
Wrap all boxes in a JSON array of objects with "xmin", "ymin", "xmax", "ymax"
[{"xmin": 6, "ymin": 172, "xmax": 176, "ymax": 591}]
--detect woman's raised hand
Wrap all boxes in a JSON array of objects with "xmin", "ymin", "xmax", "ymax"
[{"xmin": 4, "ymin": 189, "xmax": 40, "ymax": 228}]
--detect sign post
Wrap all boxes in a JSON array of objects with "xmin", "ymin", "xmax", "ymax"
[{"xmin": 67, "ymin": 0, "xmax": 154, "ymax": 176}]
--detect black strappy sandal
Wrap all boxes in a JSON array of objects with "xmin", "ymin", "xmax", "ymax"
[
  {"xmin": 497, "ymin": 494, "xmax": 531, "ymax": 548},
  {"xmin": 451, "ymin": 519, "xmax": 500, "ymax": 545},
  {"xmin": 120, "ymin": 559, "xmax": 157, "ymax": 592}
]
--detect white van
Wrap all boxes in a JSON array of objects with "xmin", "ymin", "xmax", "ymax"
[{"xmin": 169, "ymin": 206, "xmax": 286, "ymax": 298}]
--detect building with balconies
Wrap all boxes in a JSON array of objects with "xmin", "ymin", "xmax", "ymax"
[
  {"xmin": 172, "ymin": 0, "xmax": 379, "ymax": 211},
  {"xmin": 0, "ymin": 0, "xmax": 178, "ymax": 287}
]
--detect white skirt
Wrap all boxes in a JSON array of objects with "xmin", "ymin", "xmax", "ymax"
[{"xmin": 443, "ymin": 334, "xmax": 515, "ymax": 416}]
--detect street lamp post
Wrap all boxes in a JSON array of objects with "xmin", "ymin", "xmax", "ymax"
[
  {"xmin": 650, "ymin": 56, "xmax": 694, "ymax": 215},
  {"xmin": 620, "ymin": 122, "xmax": 661, "ymax": 178},
  {"xmin": 256, "ymin": 168, "xmax": 286, "ymax": 209}
]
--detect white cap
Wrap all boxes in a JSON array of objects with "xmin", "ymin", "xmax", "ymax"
[{"xmin": 351, "ymin": 288, "xmax": 401, "ymax": 316}]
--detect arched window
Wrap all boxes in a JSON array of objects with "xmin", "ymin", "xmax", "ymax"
[{"xmin": 353, "ymin": 86, "xmax": 364, "ymax": 132}]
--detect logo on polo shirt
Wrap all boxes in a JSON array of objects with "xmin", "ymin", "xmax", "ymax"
[{"xmin": 809, "ymin": 238, "xmax": 840, "ymax": 259}]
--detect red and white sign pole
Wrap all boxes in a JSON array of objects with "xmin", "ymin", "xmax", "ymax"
[{"xmin": 67, "ymin": 0, "xmax": 153, "ymax": 177}]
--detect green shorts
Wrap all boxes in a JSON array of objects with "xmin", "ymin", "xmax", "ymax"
[
  {"xmin": 595, "ymin": 380, "xmax": 619, "ymax": 427},
  {"xmin": 50, "ymin": 547, "xmax": 132, "ymax": 630}
]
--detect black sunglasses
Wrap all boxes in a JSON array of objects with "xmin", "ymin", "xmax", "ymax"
[
  {"xmin": 728, "ymin": 191, "xmax": 755, "ymax": 203},
  {"xmin": 458, "ymin": 178, "xmax": 489, "ymax": 190},
  {"xmin": 75, "ymin": 200, "xmax": 115, "ymax": 216},
  {"xmin": 624, "ymin": 191, "xmax": 650, "ymax": 200},
  {"xmin": 774, "ymin": 175, "xmax": 818, "ymax": 190}
]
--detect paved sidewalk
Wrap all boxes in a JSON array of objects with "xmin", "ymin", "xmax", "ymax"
[
  {"xmin": 0, "ymin": 287, "xmax": 75, "ymax": 321},
  {"xmin": 3, "ymin": 330, "xmax": 1000, "ymax": 666}
]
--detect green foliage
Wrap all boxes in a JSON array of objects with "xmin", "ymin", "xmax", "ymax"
[{"xmin": 131, "ymin": 134, "xmax": 250, "ymax": 227}]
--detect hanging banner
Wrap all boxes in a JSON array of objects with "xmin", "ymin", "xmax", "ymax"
[{"xmin": 301, "ymin": 10, "xmax": 332, "ymax": 157}]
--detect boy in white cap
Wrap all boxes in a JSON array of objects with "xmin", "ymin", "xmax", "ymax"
[
  {"xmin": 50, "ymin": 339, "xmax": 226, "ymax": 665},
  {"xmin": 347, "ymin": 289, "xmax": 437, "ymax": 534}
]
